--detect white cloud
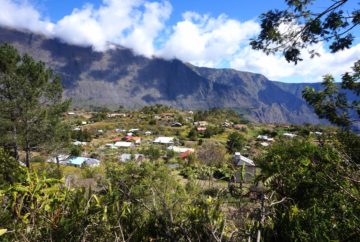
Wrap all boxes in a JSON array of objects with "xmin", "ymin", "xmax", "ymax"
[
  {"xmin": 0, "ymin": 0, "xmax": 171, "ymax": 54},
  {"xmin": 120, "ymin": 1, "xmax": 172, "ymax": 56},
  {"xmin": 158, "ymin": 12, "xmax": 260, "ymax": 67},
  {"xmin": 53, "ymin": 0, "xmax": 171, "ymax": 53},
  {"xmin": 230, "ymin": 42, "xmax": 360, "ymax": 82},
  {"xmin": 0, "ymin": 0, "xmax": 358, "ymax": 83},
  {"xmin": 0, "ymin": 0, "xmax": 54, "ymax": 34}
]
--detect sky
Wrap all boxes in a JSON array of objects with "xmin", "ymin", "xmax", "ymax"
[{"xmin": 0, "ymin": 0, "xmax": 359, "ymax": 83}]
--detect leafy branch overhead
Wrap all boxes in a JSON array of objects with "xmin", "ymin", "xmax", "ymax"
[
  {"xmin": 250, "ymin": 0, "xmax": 359, "ymax": 63},
  {"xmin": 303, "ymin": 60, "xmax": 360, "ymax": 128}
]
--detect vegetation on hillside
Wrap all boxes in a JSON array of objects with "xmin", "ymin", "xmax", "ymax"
[{"xmin": 0, "ymin": 0, "xmax": 359, "ymax": 239}]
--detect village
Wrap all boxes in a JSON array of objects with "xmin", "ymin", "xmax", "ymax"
[{"xmin": 36, "ymin": 106, "xmax": 330, "ymax": 194}]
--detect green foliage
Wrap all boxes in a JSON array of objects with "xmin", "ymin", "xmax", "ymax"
[
  {"xmin": 187, "ymin": 127, "xmax": 198, "ymax": 140},
  {"xmin": 0, "ymin": 171, "xmax": 67, "ymax": 241},
  {"xmin": 259, "ymin": 128, "xmax": 277, "ymax": 137},
  {"xmin": 257, "ymin": 139, "xmax": 360, "ymax": 241},
  {"xmin": 0, "ymin": 44, "xmax": 70, "ymax": 167},
  {"xmin": 180, "ymin": 164, "xmax": 234, "ymax": 181},
  {"xmin": 166, "ymin": 149, "xmax": 176, "ymax": 160},
  {"xmin": 71, "ymin": 129, "xmax": 92, "ymax": 142},
  {"xmin": 148, "ymin": 119, "xmax": 157, "ymax": 125},
  {"xmin": 0, "ymin": 147, "xmax": 24, "ymax": 187},
  {"xmin": 140, "ymin": 104, "xmax": 172, "ymax": 114},
  {"xmin": 303, "ymin": 61, "xmax": 359, "ymax": 128},
  {"xmin": 226, "ymin": 132, "xmax": 246, "ymax": 153},
  {"xmin": 251, "ymin": 1, "xmax": 359, "ymax": 63},
  {"xmin": 90, "ymin": 112, "xmax": 107, "ymax": 122},
  {"xmin": 33, "ymin": 161, "xmax": 62, "ymax": 180},
  {"xmin": 81, "ymin": 165, "xmax": 100, "ymax": 179},
  {"xmin": 336, "ymin": 131, "xmax": 360, "ymax": 164},
  {"xmin": 142, "ymin": 146, "xmax": 161, "ymax": 161},
  {"xmin": 251, "ymin": 1, "xmax": 359, "ymax": 128},
  {"xmin": 0, "ymin": 163, "xmax": 235, "ymax": 241},
  {"xmin": 202, "ymin": 125, "xmax": 225, "ymax": 138},
  {"xmin": 70, "ymin": 145, "xmax": 83, "ymax": 157}
]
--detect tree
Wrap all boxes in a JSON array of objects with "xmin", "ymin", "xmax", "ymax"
[
  {"xmin": 303, "ymin": 60, "xmax": 359, "ymax": 128},
  {"xmin": 196, "ymin": 142, "xmax": 226, "ymax": 167},
  {"xmin": 226, "ymin": 132, "xmax": 246, "ymax": 153},
  {"xmin": 251, "ymin": 0, "xmax": 359, "ymax": 64},
  {"xmin": 0, "ymin": 44, "xmax": 70, "ymax": 167},
  {"xmin": 0, "ymin": 147, "xmax": 24, "ymax": 186},
  {"xmin": 257, "ymin": 139, "xmax": 360, "ymax": 241},
  {"xmin": 251, "ymin": 0, "xmax": 359, "ymax": 128},
  {"xmin": 45, "ymin": 122, "xmax": 72, "ymax": 168}
]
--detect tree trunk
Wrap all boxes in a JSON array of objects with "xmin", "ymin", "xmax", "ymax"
[
  {"xmin": 56, "ymin": 155, "xmax": 60, "ymax": 168},
  {"xmin": 25, "ymin": 127, "xmax": 30, "ymax": 168},
  {"xmin": 256, "ymin": 194, "xmax": 265, "ymax": 242},
  {"xmin": 25, "ymin": 143, "xmax": 30, "ymax": 168},
  {"xmin": 12, "ymin": 123, "xmax": 19, "ymax": 161}
]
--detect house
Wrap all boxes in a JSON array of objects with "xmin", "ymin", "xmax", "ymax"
[
  {"xmin": 233, "ymin": 152, "xmax": 255, "ymax": 167},
  {"xmin": 129, "ymin": 128, "xmax": 140, "ymax": 133},
  {"xmin": 222, "ymin": 121, "xmax": 232, "ymax": 127},
  {"xmin": 81, "ymin": 121, "xmax": 87, "ymax": 125},
  {"xmin": 283, "ymin": 132, "xmax": 297, "ymax": 138},
  {"xmin": 85, "ymin": 158, "xmax": 101, "ymax": 167},
  {"xmin": 167, "ymin": 146, "xmax": 194, "ymax": 153},
  {"xmin": 115, "ymin": 128, "xmax": 126, "ymax": 133},
  {"xmin": 194, "ymin": 121, "xmax": 208, "ymax": 127},
  {"xmin": 233, "ymin": 152, "xmax": 256, "ymax": 182},
  {"xmin": 233, "ymin": 124, "xmax": 247, "ymax": 130},
  {"xmin": 107, "ymin": 113, "xmax": 126, "ymax": 118},
  {"xmin": 197, "ymin": 127, "xmax": 207, "ymax": 132},
  {"xmin": 112, "ymin": 137, "xmax": 121, "ymax": 142},
  {"xmin": 179, "ymin": 150, "xmax": 193, "ymax": 160},
  {"xmin": 153, "ymin": 136, "xmax": 174, "ymax": 145},
  {"xmin": 67, "ymin": 112, "xmax": 76, "ymax": 116},
  {"xmin": 114, "ymin": 142, "xmax": 134, "ymax": 148},
  {"xmin": 256, "ymin": 135, "xmax": 274, "ymax": 142},
  {"xmin": 145, "ymin": 131, "xmax": 152, "ymax": 136},
  {"xmin": 105, "ymin": 143, "xmax": 118, "ymax": 149},
  {"xmin": 124, "ymin": 136, "xmax": 141, "ymax": 145},
  {"xmin": 73, "ymin": 127, "xmax": 81, "ymax": 131},
  {"xmin": 97, "ymin": 129, "xmax": 104, "ymax": 134},
  {"xmin": 260, "ymin": 142, "xmax": 270, "ymax": 147},
  {"xmin": 119, "ymin": 153, "xmax": 144, "ymax": 163},
  {"xmin": 66, "ymin": 157, "xmax": 100, "ymax": 167},
  {"xmin": 47, "ymin": 154, "xmax": 70, "ymax": 165},
  {"xmin": 73, "ymin": 141, "xmax": 87, "ymax": 146},
  {"xmin": 171, "ymin": 122, "xmax": 183, "ymax": 127}
]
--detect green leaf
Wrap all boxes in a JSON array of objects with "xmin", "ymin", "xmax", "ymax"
[{"xmin": 300, "ymin": 158, "xmax": 311, "ymax": 166}]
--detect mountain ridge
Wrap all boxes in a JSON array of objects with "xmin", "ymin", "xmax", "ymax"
[{"xmin": 0, "ymin": 26, "xmax": 325, "ymax": 124}]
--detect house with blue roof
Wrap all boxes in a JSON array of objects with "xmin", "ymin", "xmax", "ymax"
[{"xmin": 66, "ymin": 157, "xmax": 100, "ymax": 167}]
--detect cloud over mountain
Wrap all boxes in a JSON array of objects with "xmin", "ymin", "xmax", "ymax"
[{"xmin": 0, "ymin": 0, "xmax": 358, "ymax": 83}]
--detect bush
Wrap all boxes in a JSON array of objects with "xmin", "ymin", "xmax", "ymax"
[
  {"xmin": 0, "ymin": 147, "xmax": 24, "ymax": 186},
  {"xmin": 226, "ymin": 132, "xmax": 246, "ymax": 153},
  {"xmin": 70, "ymin": 145, "xmax": 83, "ymax": 156}
]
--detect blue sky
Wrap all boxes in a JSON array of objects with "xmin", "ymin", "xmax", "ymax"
[
  {"xmin": 33, "ymin": 0, "xmax": 287, "ymax": 22},
  {"xmin": 1, "ymin": 0, "xmax": 359, "ymax": 83}
]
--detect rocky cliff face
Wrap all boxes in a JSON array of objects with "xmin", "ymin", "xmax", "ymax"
[{"xmin": 0, "ymin": 26, "xmax": 324, "ymax": 124}]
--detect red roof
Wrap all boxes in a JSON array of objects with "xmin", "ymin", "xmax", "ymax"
[
  {"xmin": 112, "ymin": 137, "xmax": 121, "ymax": 142},
  {"xmin": 179, "ymin": 150, "xmax": 193, "ymax": 159},
  {"xmin": 124, "ymin": 136, "xmax": 141, "ymax": 142}
]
